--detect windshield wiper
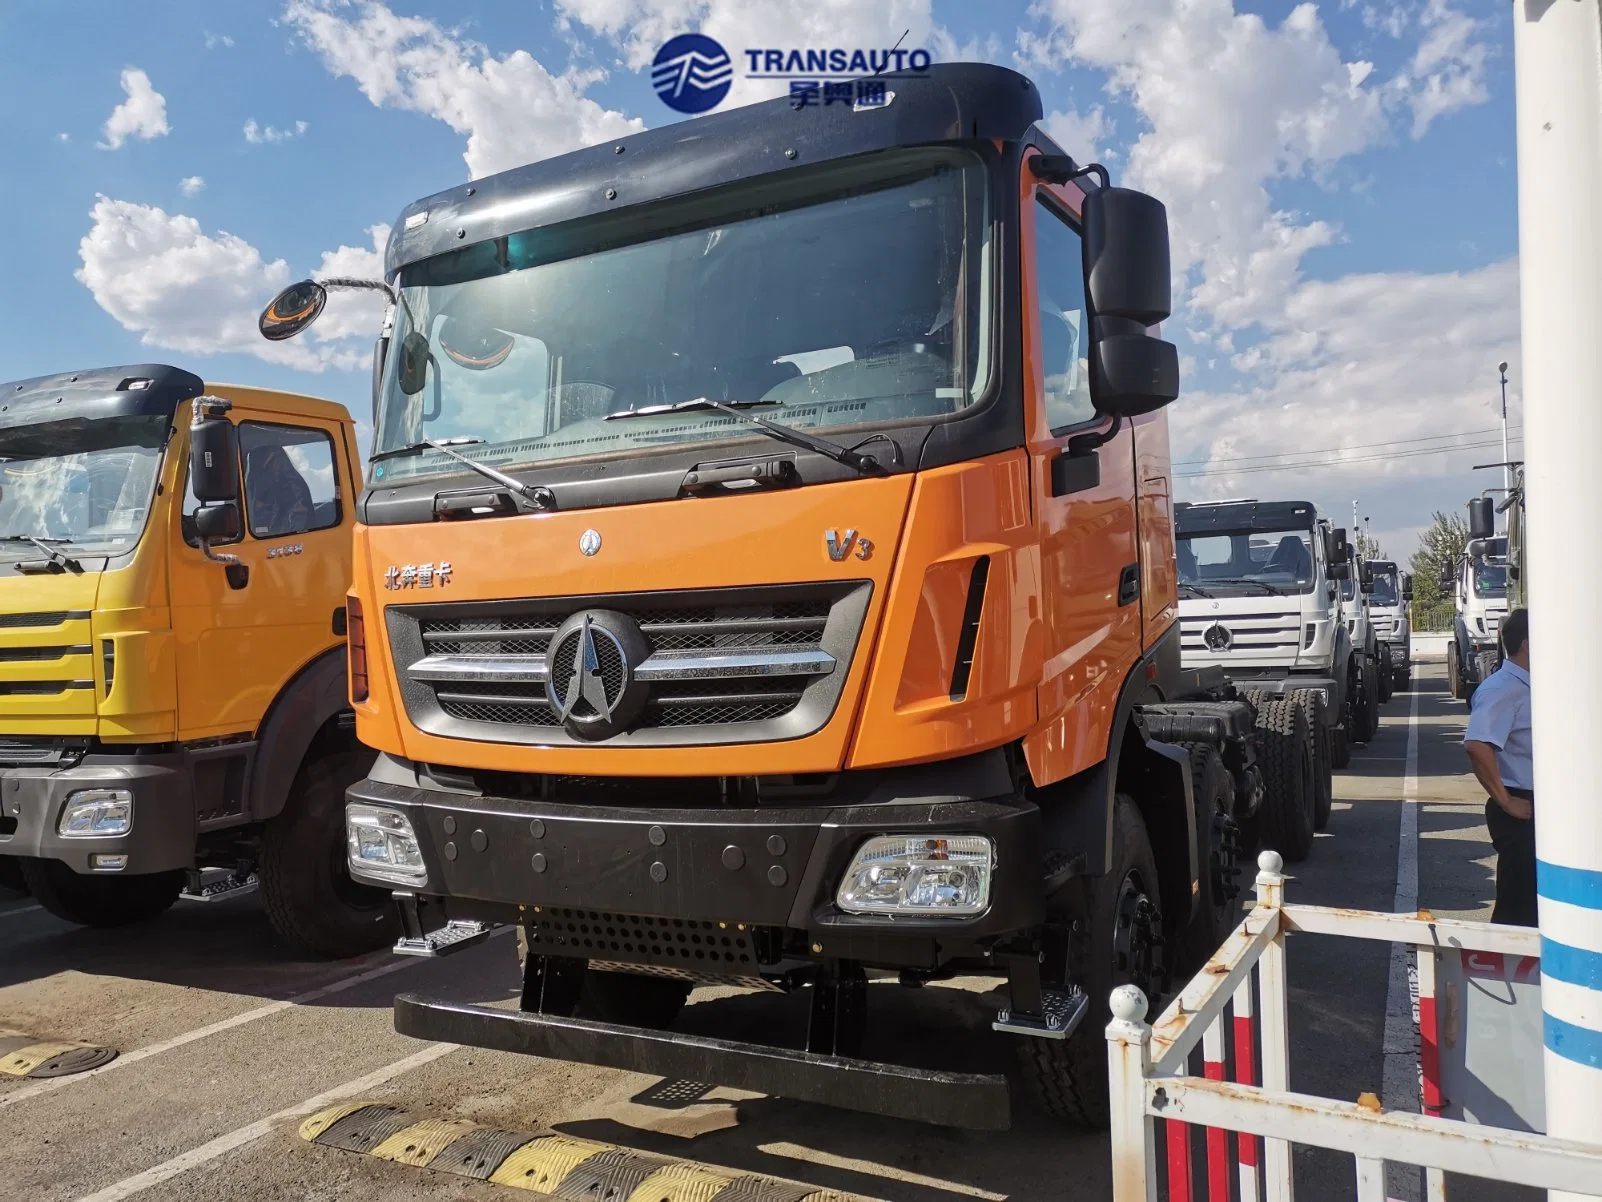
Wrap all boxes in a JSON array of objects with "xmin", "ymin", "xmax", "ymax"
[
  {"xmin": 0, "ymin": 535, "xmax": 80, "ymax": 570},
  {"xmin": 1178, "ymin": 582, "xmax": 1214, "ymax": 598},
  {"xmin": 1214, "ymin": 578, "xmax": 1289, "ymax": 596},
  {"xmin": 369, "ymin": 438, "xmax": 554, "ymax": 511},
  {"xmin": 603, "ymin": 398, "xmax": 887, "ymax": 474}
]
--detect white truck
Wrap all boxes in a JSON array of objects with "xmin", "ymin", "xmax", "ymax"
[
  {"xmin": 1445, "ymin": 532, "xmax": 1509, "ymax": 704},
  {"xmin": 1339, "ymin": 550, "xmax": 1389, "ymax": 706},
  {"xmin": 1363, "ymin": 559, "xmax": 1413, "ymax": 692},
  {"xmin": 1175, "ymin": 500, "xmax": 1372, "ymax": 851}
]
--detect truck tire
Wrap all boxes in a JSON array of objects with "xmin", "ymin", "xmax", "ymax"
[
  {"xmin": 1447, "ymin": 642, "xmax": 1467, "ymax": 701},
  {"xmin": 514, "ymin": 929, "xmax": 691, "ymax": 1029},
  {"xmin": 1363, "ymin": 661, "xmax": 1382, "ymax": 741},
  {"xmin": 1291, "ymin": 691, "xmax": 1334, "ymax": 833},
  {"xmin": 1393, "ymin": 667, "xmax": 1410, "ymax": 692},
  {"xmin": 1330, "ymin": 721, "xmax": 1351, "ymax": 771},
  {"xmin": 1175, "ymin": 744, "xmax": 1238, "ymax": 975},
  {"xmin": 261, "ymin": 750, "xmax": 397, "ymax": 959},
  {"xmin": 1376, "ymin": 654, "xmax": 1394, "ymax": 704},
  {"xmin": 18, "ymin": 858, "xmax": 182, "ymax": 927},
  {"xmin": 1019, "ymin": 796, "xmax": 1162, "ymax": 1128},
  {"xmin": 1254, "ymin": 698, "xmax": 1315, "ymax": 863}
]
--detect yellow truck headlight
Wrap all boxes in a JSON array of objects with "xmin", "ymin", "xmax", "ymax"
[
  {"xmin": 58, "ymin": 789, "xmax": 133, "ymax": 838},
  {"xmin": 346, "ymin": 803, "xmax": 427, "ymax": 888}
]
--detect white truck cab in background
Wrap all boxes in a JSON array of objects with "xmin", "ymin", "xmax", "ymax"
[
  {"xmin": 1363, "ymin": 559, "xmax": 1413, "ymax": 691},
  {"xmin": 1175, "ymin": 499, "xmax": 1380, "ymax": 780},
  {"xmin": 1341, "ymin": 553, "xmax": 1390, "ymax": 705},
  {"xmin": 1447, "ymin": 533, "xmax": 1509, "ymax": 704}
]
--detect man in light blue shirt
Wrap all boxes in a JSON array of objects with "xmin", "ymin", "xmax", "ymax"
[{"xmin": 1463, "ymin": 608, "xmax": 1534, "ymax": 925}]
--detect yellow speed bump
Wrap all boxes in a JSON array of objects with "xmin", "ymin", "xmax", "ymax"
[
  {"xmin": 0, "ymin": 1033, "xmax": 117, "ymax": 1078},
  {"xmin": 299, "ymin": 1102, "xmax": 883, "ymax": 1200}
]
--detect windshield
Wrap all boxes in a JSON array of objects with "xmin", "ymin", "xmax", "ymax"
[
  {"xmin": 1177, "ymin": 528, "xmax": 1317, "ymax": 594},
  {"xmin": 0, "ymin": 414, "xmax": 168, "ymax": 557},
  {"xmin": 1370, "ymin": 571, "xmax": 1398, "ymax": 606},
  {"xmin": 1473, "ymin": 560, "xmax": 1508, "ymax": 597},
  {"xmin": 371, "ymin": 150, "xmax": 991, "ymax": 484}
]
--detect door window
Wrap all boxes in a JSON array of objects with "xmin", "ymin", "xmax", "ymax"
[
  {"xmin": 240, "ymin": 423, "xmax": 340, "ymax": 539},
  {"xmin": 1034, "ymin": 197, "xmax": 1095, "ymax": 432}
]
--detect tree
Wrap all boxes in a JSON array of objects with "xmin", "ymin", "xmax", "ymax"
[
  {"xmin": 1409, "ymin": 510, "xmax": 1468, "ymax": 632},
  {"xmin": 1355, "ymin": 529, "xmax": 1388, "ymax": 561}
]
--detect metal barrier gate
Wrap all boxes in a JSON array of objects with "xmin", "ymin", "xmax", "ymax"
[{"xmin": 1106, "ymin": 852, "xmax": 1602, "ymax": 1200}]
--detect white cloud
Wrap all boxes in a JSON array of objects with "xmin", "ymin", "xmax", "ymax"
[
  {"xmin": 554, "ymin": 0, "xmax": 937, "ymax": 109},
  {"xmin": 1389, "ymin": 0, "xmax": 1491, "ymax": 139},
  {"xmin": 310, "ymin": 224, "xmax": 393, "ymax": 342},
  {"xmin": 179, "ymin": 175, "xmax": 206, "ymax": 195},
  {"xmin": 285, "ymin": 0, "xmax": 645, "ymax": 179},
  {"xmin": 1023, "ymin": 1, "xmax": 1387, "ymax": 331},
  {"xmin": 98, "ymin": 68, "xmax": 170, "ymax": 150},
  {"xmin": 205, "ymin": 31, "xmax": 235, "ymax": 49},
  {"xmin": 75, "ymin": 196, "xmax": 369, "ymax": 372},
  {"xmin": 57, "ymin": 132, "xmax": 69, "ymax": 143},
  {"xmin": 244, "ymin": 119, "xmax": 310, "ymax": 144},
  {"xmin": 1042, "ymin": 105, "xmax": 1110, "ymax": 164}
]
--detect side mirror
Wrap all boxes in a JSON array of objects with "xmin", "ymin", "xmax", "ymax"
[
  {"xmin": 1467, "ymin": 496, "xmax": 1495, "ymax": 540},
  {"xmin": 1330, "ymin": 527, "xmax": 1350, "ymax": 565},
  {"xmin": 1330, "ymin": 560, "xmax": 1351, "ymax": 581},
  {"xmin": 1402, "ymin": 574, "xmax": 1414, "ymax": 602},
  {"xmin": 189, "ymin": 398, "xmax": 239, "ymax": 503},
  {"xmin": 1081, "ymin": 186, "xmax": 1180, "ymax": 417},
  {"xmin": 194, "ymin": 501, "xmax": 241, "ymax": 542},
  {"xmin": 260, "ymin": 280, "xmax": 328, "ymax": 341},
  {"xmin": 398, "ymin": 331, "xmax": 431, "ymax": 396}
]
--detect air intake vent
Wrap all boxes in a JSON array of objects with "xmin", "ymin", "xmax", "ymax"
[{"xmin": 949, "ymin": 557, "xmax": 990, "ymax": 701}]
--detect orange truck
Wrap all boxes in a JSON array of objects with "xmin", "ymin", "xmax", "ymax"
[{"xmin": 255, "ymin": 63, "xmax": 1314, "ymax": 1128}]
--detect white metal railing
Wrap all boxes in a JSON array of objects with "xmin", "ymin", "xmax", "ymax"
[{"xmin": 1106, "ymin": 851, "xmax": 1602, "ymax": 1201}]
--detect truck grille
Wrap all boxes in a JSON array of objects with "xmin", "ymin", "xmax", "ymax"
[
  {"xmin": 387, "ymin": 582, "xmax": 871, "ymax": 747},
  {"xmin": 1179, "ymin": 610, "xmax": 1303, "ymax": 659}
]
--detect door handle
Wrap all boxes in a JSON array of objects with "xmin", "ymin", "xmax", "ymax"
[{"xmin": 1118, "ymin": 563, "xmax": 1140, "ymax": 607}]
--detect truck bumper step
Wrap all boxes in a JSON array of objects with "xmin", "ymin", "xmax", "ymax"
[
  {"xmin": 393, "ymin": 919, "xmax": 495, "ymax": 958},
  {"xmin": 393, "ymin": 993, "xmax": 1011, "ymax": 1130}
]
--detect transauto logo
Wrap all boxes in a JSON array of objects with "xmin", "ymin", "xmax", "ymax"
[{"xmin": 652, "ymin": 33, "xmax": 733, "ymax": 114}]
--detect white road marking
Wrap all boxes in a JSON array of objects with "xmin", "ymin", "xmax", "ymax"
[
  {"xmin": 72, "ymin": 1041, "xmax": 457, "ymax": 1201},
  {"xmin": 1381, "ymin": 679, "xmax": 1424, "ymax": 1202},
  {"xmin": 1, "ymin": 927, "xmax": 512, "ymax": 1110},
  {"xmin": 0, "ymin": 902, "xmax": 42, "ymax": 919}
]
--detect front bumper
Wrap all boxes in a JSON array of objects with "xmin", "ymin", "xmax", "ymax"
[
  {"xmin": 0, "ymin": 752, "xmax": 193, "ymax": 874},
  {"xmin": 346, "ymin": 773, "xmax": 1044, "ymax": 971}
]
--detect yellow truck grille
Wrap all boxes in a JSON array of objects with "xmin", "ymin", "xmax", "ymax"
[{"xmin": 0, "ymin": 610, "xmax": 98, "ymax": 723}]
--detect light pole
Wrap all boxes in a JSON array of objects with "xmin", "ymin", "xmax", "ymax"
[{"xmin": 1498, "ymin": 360, "xmax": 1511, "ymax": 528}]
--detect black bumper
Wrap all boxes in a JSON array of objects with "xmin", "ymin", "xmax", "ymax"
[
  {"xmin": 0, "ymin": 752, "xmax": 193, "ymax": 874},
  {"xmin": 394, "ymin": 993, "xmax": 1010, "ymax": 1129},
  {"xmin": 347, "ymin": 774, "xmax": 1044, "ymax": 969}
]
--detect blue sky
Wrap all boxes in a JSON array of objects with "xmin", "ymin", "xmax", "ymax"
[{"xmin": 0, "ymin": 0, "xmax": 1514, "ymax": 559}]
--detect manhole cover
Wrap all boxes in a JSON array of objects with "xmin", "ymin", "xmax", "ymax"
[
  {"xmin": 27, "ymin": 1045, "xmax": 118, "ymax": 1078},
  {"xmin": 633, "ymin": 1079, "xmax": 716, "ymax": 1109}
]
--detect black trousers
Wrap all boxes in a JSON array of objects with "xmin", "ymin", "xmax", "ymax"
[{"xmin": 1486, "ymin": 789, "xmax": 1538, "ymax": 927}]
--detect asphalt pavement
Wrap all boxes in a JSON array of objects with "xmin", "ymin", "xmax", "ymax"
[{"xmin": 0, "ymin": 661, "xmax": 1504, "ymax": 1201}]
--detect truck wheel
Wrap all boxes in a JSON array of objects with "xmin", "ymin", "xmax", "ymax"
[
  {"xmin": 1447, "ymin": 643, "xmax": 1466, "ymax": 701},
  {"xmin": 1377, "ymin": 658, "xmax": 1394, "ymax": 704},
  {"xmin": 1364, "ymin": 663, "xmax": 1382, "ymax": 740},
  {"xmin": 1176, "ymin": 745, "xmax": 1239, "ymax": 974},
  {"xmin": 18, "ymin": 858, "xmax": 182, "ymax": 927},
  {"xmin": 1330, "ymin": 723, "xmax": 1351, "ymax": 771},
  {"xmin": 514, "ymin": 929, "xmax": 691, "ymax": 1029},
  {"xmin": 1292, "ymin": 692, "xmax": 1334, "ymax": 833},
  {"xmin": 1019, "ymin": 796, "xmax": 1162, "ymax": 1129},
  {"xmin": 1393, "ymin": 668, "xmax": 1410, "ymax": 692},
  {"xmin": 260, "ymin": 751, "xmax": 397, "ymax": 959},
  {"xmin": 1254, "ymin": 698, "xmax": 1315, "ymax": 863}
]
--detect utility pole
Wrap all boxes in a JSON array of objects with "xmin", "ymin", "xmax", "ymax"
[
  {"xmin": 1513, "ymin": 2, "xmax": 1602, "ymax": 1190},
  {"xmin": 1499, "ymin": 360, "xmax": 1512, "ymax": 530}
]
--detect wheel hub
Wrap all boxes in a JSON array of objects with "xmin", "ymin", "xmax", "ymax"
[
  {"xmin": 1113, "ymin": 876, "xmax": 1163, "ymax": 997},
  {"xmin": 1212, "ymin": 813, "xmax": 1242, "ymax": 904}
]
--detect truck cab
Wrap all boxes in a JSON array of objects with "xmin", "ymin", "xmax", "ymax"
[
  {"xmin": 1175, "ymin": 499, "xmax": 1376, "ymax": 770},
  {"xmin": 261, "ymin": 63, "xmax": 1317, "ymax": 1130},
  {"xmin": 0, "ymin": 365, "xmax": 392, "ymax": 957},
  {"xmin": 1447, "ymin": 530, "xmax": 1509, "ymax": 703},
  {"xmin": 1340, "ymin": 550, "xmax": 1389, "ymax": 704},
  {"xmin": 1364, "ymin": 559, "xmax": 1412, "ymax": 690}
]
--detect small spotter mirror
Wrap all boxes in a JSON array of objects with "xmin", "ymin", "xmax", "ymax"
[
  {"xmin": 439, "ymin": 316, "xmax": 515, "ymax": 371},
  {"xmin": 260, "ymin": 280, "xmax": 328, "ymax": 341}
]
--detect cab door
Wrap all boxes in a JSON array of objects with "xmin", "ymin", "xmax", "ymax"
[
  {"xmin": 169, "ymin": 402, "xmax": 352, "ymax": 740},
  {"xmin": 1022, "ymin": 152, "xmax": 1144, "ymax": 785}
]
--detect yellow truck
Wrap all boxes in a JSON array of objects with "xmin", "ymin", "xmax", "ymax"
[{"xmin": 0, "ymin": 363, "xmax": 393, "ymax": 957}]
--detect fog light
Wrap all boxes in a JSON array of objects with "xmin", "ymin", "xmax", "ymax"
[
  {"xmin": 58, "ymin": 789, "xmax": 133, "ymax": 838},
  {"xmin": 346, "ymin": 803, "xmax": 427, "ymax": 888},
  {"xmin": 836, "ymin": 834, "xmax": 993, "ymax": 917},
  {"xmin": 90, "ymin": 854, "xmax": 128, "ymax": 872}
]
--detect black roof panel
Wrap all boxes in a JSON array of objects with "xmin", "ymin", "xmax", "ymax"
[
  {"xmin": 385, "ymin": 62, "xmax": 1045, "ymax": 276},
  {"xmin": 0, "ymin": 364, "xmax": 203, "ymax": 430}
]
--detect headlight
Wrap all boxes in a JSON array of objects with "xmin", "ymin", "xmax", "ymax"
[
  {"xmin": 58, "ymin": 789, "xmax": 133, "ymax": 838},
  {"xmin": 836, "ymin": 834, "xmax": 993, "ymax": 917},
  {"xmin": 346, "ymin": 803, "xmax": 427, "ymax": 888}
]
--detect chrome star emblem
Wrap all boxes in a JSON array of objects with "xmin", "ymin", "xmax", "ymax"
[
  {"xmin": 552, "ymin": 616, "xmax": 618, "ymax": 721},
  {"xmin": 579, "ymin": 529, "xmax": 602, "ymax": 557}
]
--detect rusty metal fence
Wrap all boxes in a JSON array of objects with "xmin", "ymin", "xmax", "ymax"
[{"xmin": 1106, "ymin": 851, "xmax": 1602, "ymax": 1200}]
